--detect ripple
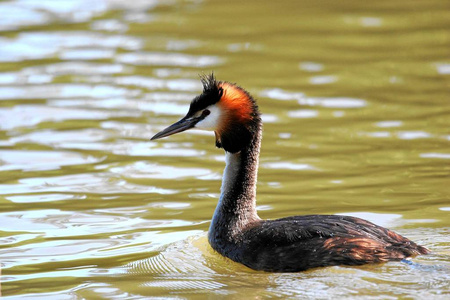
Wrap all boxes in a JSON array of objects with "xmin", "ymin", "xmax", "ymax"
[
  {"xmin": 360, "ymin": 17, "xmax": 383, "ymax": 27},
  {"xmin": 95, "ymin": 98, "xmax": 189, "ymax": 115},
  {"xmin": 435, "ymin": 63, "xmax": 450, "ymax": 75},
  {"xmin": 261, "ymin": 113, "xmax": 279, "ymax": 123},
  {"xmin": 0, "ymin": 232, "xmax": 40, "ymax": 248},
  {"xmin": 227, "ymin": 42, "xmax": 263, "ymax": 52},
  {"xmin": 343, "ymin": 16, "xmax": 383, "ymax": 27},
  {"xmin": 6, "ymin": 193, "xmax": 79, "ymax": 203},
  {"xmin": 100, "ymin": 121, "xmax": 149, "ymax": 138},
  {"xmin": 0, "ymin": 72, "xmax": 18, "ymax": 84},
  {"xmin": 56, "ymin": 141, "xmax": 205, "ymax": 157},
  {"xmin": 166, "ymin": 39, "xmax": 203, "ymax": 51},
  {"xmin": 262, "ymin": 162, "xmax": 317, "ymax": 171},
  {"xmin": 0, "ymin": 72, "xmax": 53, "ymax": 85},
  {"xmin": 16, "ymin": 0, "xmax": 108, "ymax": 20},
  {"xmin": 143, "ymin": 92, "xmax": 195, "ymax": 102},
  {"xmin": 0, "ymin": 84, "xmax": 139, "ymax": 100},
  {"xmin": 144, "ymin": 279, "xmax": 225, "ymax": 290},
  {"xmin": 0, "ymin": 3, "xmax": 49, "ymax": 31},
  {"xmin": 1, "ymin": 238, "xmax": 121, "ymax": 268},
  {"xmin": 9, "ymin": 129, "xmax": 111, "ymax": 146},
  {"xmin": 0, "ymin": 209, "xmax": 76, "ymax": 232},
  {"xmin": 278, "ymin": 133, "xmax": 291, "ymax": 139},
  {"xmin": 257, "ymin": 204, "xmax": 274, "ymax": 211},
  {"xmin": 0, "ymin": 208, "xmax": 197, "ymax": 256},
  {"xmin": 116, "ymin": 52, "xmax": 224, "ymax": 67},
  {"xmin": 114, "ymin": 76, "xmax": 202, "ymax": 91},
  {"xmin": 333, "ymin": 111, "xmax": 345, "ymax": 117},
  {"xmin": 260, "ymin": 88, "xmax": 304, "ymax": 101},
  {"xmin": 299, "ymin": 62, "xmax": 324, "ymax": 72},
  {"xmin": 91, "ymin": 19, "xmax": 129, "ymax": 33},
  {"xmin": 287, "ymin": 109, "xmax": 318, "ymax": 118},
  {"xmin": 309, "ymin": 97, "xmax": 367, "ymax": 108},
  {"xmin": 0, "ymin": 173, "xmax": 177, "ymax": 195},
  {"xmin": 148, "ymin": 202, "xmax": 191, "ymax": 209},
  {"xmin": 396, "ymin": 131, "xmax": 432, "ymax": 140},
  {"xmin": 109, "ymin": 161, "xmax": 218, "ymax": 180},
  {"xmin": 309, "ymin": 75, "xmax": 337, "ymax": 85},
  {"xmin": 365, "ymin": 131, "xmax": 391, "ymax": 138},
  {"xmin": 420, "ymin": 153, "xmax": 450, "ymax": 159},
  {"xmin": 59, "ymin": 49, "xmax": 116, "ymax": 60},
  {"xmin": 125, "ymin": 235, "xmax": 224, "ymax": 290},
  {"xmin": 0, "ymin": 150, "xmax": 100, "ymax": 171},
  {"xmin": 95, "ymin": 230, "xmax": 203, "ymax": 259},
  {"xmin": 0, "ymin": 105, "xmax": 140, "ymax": 130},
  {"xmin": 261, "ymin": 88, "xmax": 367, "ymax": 108},
  {"xmin": 375, "ymin": 120, "xmax": 403, "ymax": 128},
  {"xmin": 0, "ymin": 31, "xmax": 141, "ymax": 62},
  {"xmin": 24, "ymin": 62, "xmax": 129, "ymax": 76}
]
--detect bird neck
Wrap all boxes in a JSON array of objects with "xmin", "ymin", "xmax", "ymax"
[{"xmin": 209, "ymin": 127, "xmax": 262, "ymax": 242}]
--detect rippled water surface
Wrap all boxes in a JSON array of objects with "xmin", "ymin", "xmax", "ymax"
[{"xmin": 1, "ymin": 0, "xmax": 449, "ymax": 298}]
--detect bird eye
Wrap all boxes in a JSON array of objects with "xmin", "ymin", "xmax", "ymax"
[{"xmin": 202, "ymin": 109, "xmax": 210, "ymax": 117}]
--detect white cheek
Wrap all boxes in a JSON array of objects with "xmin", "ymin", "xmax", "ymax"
[{"xmin": 195, "ymin": 105, "xmax": 222, "ymax": 131}]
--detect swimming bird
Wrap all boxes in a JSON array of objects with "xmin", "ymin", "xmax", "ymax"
[{"xmin": 151, "ymin": 74, "xmax": 429, "ymax": 272}]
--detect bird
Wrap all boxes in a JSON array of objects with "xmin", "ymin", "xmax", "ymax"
[{"xmin": 151, "ymin": 74, "xmax": 429, "ymax": 272}]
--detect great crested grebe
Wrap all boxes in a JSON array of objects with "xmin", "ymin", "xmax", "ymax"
[{"xmin": 151, "ymin": 74, "xmax": 429, "ymax": 272}]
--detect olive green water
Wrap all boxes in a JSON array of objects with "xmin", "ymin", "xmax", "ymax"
[{"xmin": 1, "ymin": 0, "xmax": 449, "ymax": 298}]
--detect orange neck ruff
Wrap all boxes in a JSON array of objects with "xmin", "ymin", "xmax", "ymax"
[{"xmin": 218, "ymin": 82, "xmax": 253, "ymax": 124}]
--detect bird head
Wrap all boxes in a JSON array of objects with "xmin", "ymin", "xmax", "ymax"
[{"xmin": 151, "ymin": 74, "xmax": 260, "ymax": 153}]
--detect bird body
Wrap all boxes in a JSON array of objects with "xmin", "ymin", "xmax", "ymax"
[{"xmin": 151, "ymin": 74, "xmax": 429, "ymax": 272}]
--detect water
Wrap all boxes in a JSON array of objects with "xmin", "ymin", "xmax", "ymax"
[{"xmin": 1, "ymin": 0, "xmax": 449, "ymax": 298}]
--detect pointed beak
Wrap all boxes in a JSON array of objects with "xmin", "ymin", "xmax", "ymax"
[{"xmin": 151, "ymin": 117, "xmax": 197, "ymax": 140}]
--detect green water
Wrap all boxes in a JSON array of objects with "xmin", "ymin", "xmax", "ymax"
[{"xmin": 0, "ymin": 0, "xmax": 449, "ymax": 298}]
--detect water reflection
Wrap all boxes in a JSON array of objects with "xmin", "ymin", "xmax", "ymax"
[
  {"xmin": 262, "ymin": 162, "xmax": 318, "ymax": 171},
  {"xmin": 113, "ymin": 76, "xmax": 202, "ymax": 91},
  {"xmin": 9, "ymin": 129, "xmax": 111, "ymax": 146},
  {"xmin": 375, "ymin": 120, "xmax": 403, "ymax": 128},
  {"xmin": 0, "ymin": 84, "xmax": 138, "ymax": 100},
  {"xmin": 0, "ymin": 0, "xmax": 449, "ymax": 298},
  {"xmin": 116, "ymin": 52, "xmax": 224, "ymax": 68},
  {"xmin": 24, "ymin": 62, "xmax": 129, "ymax": 75},
  {"xmin": 308, "ymin": 75, "xmax": 337, "ymax": 85},
  {"xmin": 0, "ymin": 105, "xmax": 140, "ymax": 130},
  {"xmin": 0, "ymin": 173, "xmax": 177, "ymax": 195},
  {"xmin": 287, "ymin": 109, "xmax": 319, "ymax": 118},
  {"xmin": 7, "ymin": 193, "xmax": 79, "ymax": 203},
  {"xmin": 60, "ymin": 49, "xmax": 116, "ymax": 60},
  {"xmin": 299, "ymin": 62, "xmax": 323, "ymax": 72},
  {"xmin": 420, "ymin": 153, "xmax": 450, "ymax": 159},
  {"xmin": 109, "ymin": 162, "xmax": 218, "ymax": 180},
  {"xmin": 261, "ymin": 88, "xmax": 367, "ymax": 108},
  {"xmin": 0, "ymin": 150, "xmax": 99, "ymax": 171},
  {"xmin": 436, "ymin": 63, "xmax": 450, "ymax": 75},
  {"xmin": 0, "ymin": 32, "xmax": 141, "ymax": 62},
  {"xmin": 91, "ymin": 19, "xmax": 129, "ymax": 33}
]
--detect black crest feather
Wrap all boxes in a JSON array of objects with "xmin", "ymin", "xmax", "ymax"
[
  {"xmin": 186, "ymin": 73, "xmax": 222, "ymax": 117},
  {"xmin": 200, "ymin": 73, "xmax": 218, "ymax": 93}
]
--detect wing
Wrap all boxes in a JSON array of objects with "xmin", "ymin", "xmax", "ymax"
[{"xmin": 239, "ymin": 215, "xmax": 428, "ymax": 272}]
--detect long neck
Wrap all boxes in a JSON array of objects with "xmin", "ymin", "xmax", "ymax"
[{"xmin": 209, "ymin": 128, "xmax": 262, "ymax": 242}]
